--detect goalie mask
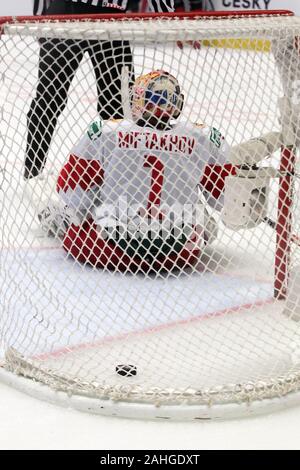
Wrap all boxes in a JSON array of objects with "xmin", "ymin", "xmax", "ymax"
[{"xmin": 131, "ymin": 71, "xmax": 184, "ymax": 125}]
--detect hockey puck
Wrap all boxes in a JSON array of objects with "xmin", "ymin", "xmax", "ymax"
[{"xmin": 116, "ymin": 364, "xmax": 137, "ymax": 377}]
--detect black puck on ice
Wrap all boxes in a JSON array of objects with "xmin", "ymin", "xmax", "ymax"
[{"xmin": 116, "ymin": 364, "xmax": 137, "ymax": 377}]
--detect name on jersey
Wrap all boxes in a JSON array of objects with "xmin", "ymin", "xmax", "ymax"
[{"xmin": 118, "ymin": 132, "xmax": 196, "ymax": 155}]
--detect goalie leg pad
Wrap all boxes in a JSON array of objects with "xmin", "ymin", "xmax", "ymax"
[
  {"xmin": 38, "ymin": 202, "xmax": 80, "ymax": 239},
  {"xmin": 63, "ymin": 220, "xmax": 204, "ymax": 273}
]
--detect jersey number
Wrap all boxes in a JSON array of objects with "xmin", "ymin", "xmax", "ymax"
[{"xmin": 143, "ymin": 155, "xmax": 165, "ymax": 217}]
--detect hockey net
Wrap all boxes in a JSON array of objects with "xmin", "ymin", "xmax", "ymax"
[{"xmin": 1, "ymin": 10, "xmax": 300, "ymax": 420}]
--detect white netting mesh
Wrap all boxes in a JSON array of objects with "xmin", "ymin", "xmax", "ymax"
[{"xmin": 1, "ymin": 12, "xmax": 300, "ymax": 419}]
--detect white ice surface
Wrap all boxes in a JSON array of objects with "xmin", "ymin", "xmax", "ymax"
[{"xmin": 0, "ymin": 246, "xmax": 273, "ymax": 359}]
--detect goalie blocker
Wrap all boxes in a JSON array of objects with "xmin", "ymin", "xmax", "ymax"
[{"xmin": 221, "ymin": 95, "xmax": 299, "ymax": 231}]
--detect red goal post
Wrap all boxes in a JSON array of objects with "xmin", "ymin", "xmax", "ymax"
[{"xmin": 0, "ymin": 10, "xmax": 300, "ymax": 420}]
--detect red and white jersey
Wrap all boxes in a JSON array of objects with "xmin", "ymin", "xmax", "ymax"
[{"xmin": 57, "ymin": 118, "xmax": 230, "ymax": 224}]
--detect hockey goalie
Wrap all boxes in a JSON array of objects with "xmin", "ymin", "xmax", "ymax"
[{"xmin": 38, "ymin": 70, "xmax": 286, "ymax": 272}]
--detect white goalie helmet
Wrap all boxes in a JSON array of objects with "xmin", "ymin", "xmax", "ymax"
[{"xmin": 131, "ymin": 70, "xmax": 184, "ymax": 124}]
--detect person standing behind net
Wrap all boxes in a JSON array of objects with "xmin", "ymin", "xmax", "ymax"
[
  {"xmin": 139, "ymin": 1, "xmax": 212, "ymax": 12},
  {"xmin": 26, "ymin": 0, "xmax": 176, "ymax": 180}
]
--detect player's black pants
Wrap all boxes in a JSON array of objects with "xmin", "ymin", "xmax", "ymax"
[{"xmin": 25, "ymin": 38, "xmax": 134, "ymax": 179}]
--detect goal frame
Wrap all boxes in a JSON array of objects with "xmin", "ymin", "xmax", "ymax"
[{"xmin": 0, "ymin": 9, "xmax": 299, "ymax": 421}]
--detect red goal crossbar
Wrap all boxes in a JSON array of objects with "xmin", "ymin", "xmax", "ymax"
[{"xmin": 0, "ymin": 9, "xmax": 294, "ymax": 26}]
